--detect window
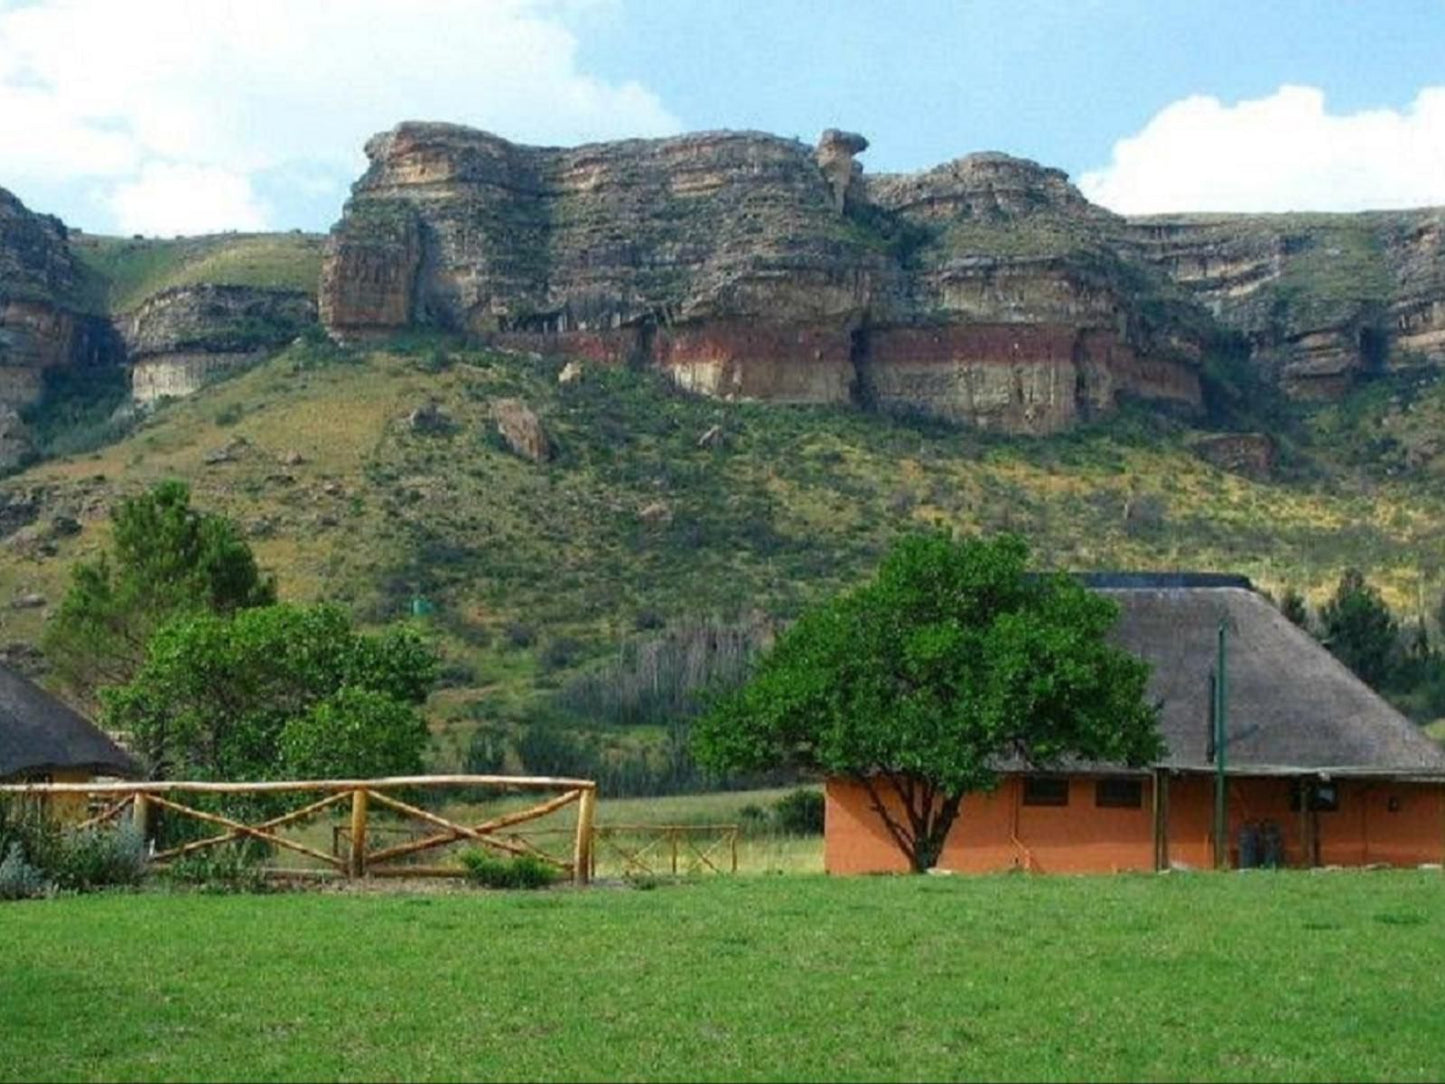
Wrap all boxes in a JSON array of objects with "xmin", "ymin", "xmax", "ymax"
[
  {"xmin": 1289, "ymin": 780, "xmax": 1340, "ymax": 812},
  {"xmin": 1022, "ymin": 777, "xmax": 1069, "ymax": 807},
  {"xmin": 1095, "ymin": 778, "xmax": 1144, "ymax": 809}
]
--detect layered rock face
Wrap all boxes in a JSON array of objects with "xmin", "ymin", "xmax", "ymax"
[
  {"xmin": 1123, "ymin": 211, "xmax": 1445, "ymax": 399},
  {"xmin": 122, "ymin": 285, "xmax": 316, "ymax": 404},
  {"xmin": 0, "ymin": 187, "xmax": 120, "ymax": 466},
  {"xmin": 323, "ymin": 123, "xmax": 1206, "ymax": 433}
]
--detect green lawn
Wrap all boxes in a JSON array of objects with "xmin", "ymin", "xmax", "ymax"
[{"xmin": 4, "ymin": 873, "xmax": 1444, "ymax": 1082}]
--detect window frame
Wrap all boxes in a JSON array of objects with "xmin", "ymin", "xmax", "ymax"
[
  {"xmin": 1021, "ymin": 776, "xmax": 1070, "ymax": 807},
  {"xmin": 1094, "ymin": 777, "xmax": 1144, "ymax": 809}
]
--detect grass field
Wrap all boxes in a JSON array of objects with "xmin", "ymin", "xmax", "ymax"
[{"xmin": 3, "ymin": 872, "xmax": 1444, "ymax": 1082}]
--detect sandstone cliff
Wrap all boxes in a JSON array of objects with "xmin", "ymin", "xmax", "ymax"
[
  {"xmin": 1121, "ymin": 210, "xmax": 1445, "ymax": 398},
  {"xmin": 0, "ymin": 187, "xmax": 120, "ymax": 466},
  {"xmin": 122, "ymin": 284, "xmax": 316, "ymax": 404},
  {"xmin": 322, "ymin": 123, "xmax": 1208, "ymax": 433}
]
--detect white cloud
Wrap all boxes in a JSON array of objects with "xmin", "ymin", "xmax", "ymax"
[
  {"xmin": 1080, "ymin": 85, "xmax": 1445, "ymax": 214},
  {"xmin": 0, "ymin": 0, "xmax": 680, "ymax": 234},
  {"xmin": 107, "ymin": 162, "xmax": 269, "ymax": 237}
]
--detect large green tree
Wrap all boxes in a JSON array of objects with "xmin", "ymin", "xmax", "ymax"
[
  {"xmin": 43, "ymin": 480, "xmax": 275, "ymax": 707},
  {"xmin": 102, "ymin": 603, "xmax": 436, "ymax": 781},
  {"xmin": 1319, "ymin": 568, "xmax": 1398, "ymax": 690},
  {"xmin": 694, "ymin": 532, "xmax": 1162, "ymax": 872}
]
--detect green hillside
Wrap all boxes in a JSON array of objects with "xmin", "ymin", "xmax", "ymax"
[
  {"xmin": 68, "ymin": 231, "xmax": 324, "ymax": 313},
  {"xmin": 3, "ymin": 334, "xmax": 1444, "ymax": 766}
]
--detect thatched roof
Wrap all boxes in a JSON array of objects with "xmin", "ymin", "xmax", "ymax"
[
  {"xmin": 1099, "ymin": 582, "xmax": 1445, "ymax": 775},
  {"xmin": 0, "ymin": 665, "xmax": 139, "ymax": 780}
]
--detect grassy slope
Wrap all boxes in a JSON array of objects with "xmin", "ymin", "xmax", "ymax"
[
  {"xmin": 4, "ymin": 873, "xmax": 1445, "ymax": 1082},
  {"xmin": 3, "ymin": 337, "xmax": 1444, "ymax": 757},
  {"xmin": 68, "ymin": 232, "xmax": 325, "ymax": 313}
]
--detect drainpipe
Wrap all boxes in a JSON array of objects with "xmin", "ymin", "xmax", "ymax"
[{"xmin": 1214, "ymin": 620, "xmax": 1229, "ymax": 870}]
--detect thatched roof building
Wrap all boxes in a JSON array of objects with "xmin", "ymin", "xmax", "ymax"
[
  {"xmin": 1093, "ymin": 577, "xmax": 1445, "ymax": 775},
  {"xmin": 0, "ymin": 664, "xmax": 139, "ymax": 781},
  {"xmin": 826, "ymin": 574, "xmax": 1445, "ymax": 874}
]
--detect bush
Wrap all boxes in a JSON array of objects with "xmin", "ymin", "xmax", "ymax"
[
  {"xmin": 161, "ymin": 844, "xmax": 269, "ymax": 894},
  {"xmin": 0, "ymin": 842, "xmax": 49, "ymax": 900},
  {"xmin": 539, "ymin": 636, "xmax": 583, "ymax": 674},
  {"xmin": 772, "ymin": 788, "xmax": 825, "ymax": 836},
  {"xmin": 0, "ymin": 798, "xmax": 55, "ymax": 868},
  {"xmin": 459, "ymin": 849, "xmax": 561, "ymax": 890},
  {"xmin": 52, "ymin": 823, "xmax": 147, "ymax": 891}
]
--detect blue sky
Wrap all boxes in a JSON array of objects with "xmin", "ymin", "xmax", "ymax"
[
  {"xmin": 574, "ymin": 0, "xmax": 1445, "ymax": 176},
  {"xmin": 1, "ymin": 0, "xmax": 1442, "ymax": 235}
]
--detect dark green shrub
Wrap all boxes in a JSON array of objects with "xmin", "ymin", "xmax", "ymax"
[
  {"xmin": 0, "ymin": 798, "xmax": 55, "ymax": 867},
  {"xmin": 539, "ymin": 636, "xmax": 583, "ymax": 673},
  {"xmin": 52, "ymin": 823, "xmax": 146, "ymax": 891},
  {"xmin": 772, "ymin": 788, "xmax": 825, "ymax": 835},
  {"xmin": 504, "ymin": 622, "xmax": 535, "ymax": 649},
  {"xmin": 0, "ymin": 842, "xmax": 49, "ymax": 900},
  {"xmin": 459, "ymin": 849, "xmax": 560, "ymax": 889}
]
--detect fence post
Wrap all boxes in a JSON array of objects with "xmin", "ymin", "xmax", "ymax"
[
  {"xmin": 131, "ymin": 792, "xmax": 149, "ymax": 848},
  {"xmin": 573, "ymin": 785, "xmax": 596, "ymax": 886},
  {"xmin": 670, "ymin": 828, "xmax": 679, "ymax": 874},
  {"xmin": 349, "ymin": 788, "xmax": 369, "ymax": 879}
]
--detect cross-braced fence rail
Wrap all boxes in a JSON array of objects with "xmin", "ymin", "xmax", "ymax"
[
  {"xmin": 0, "ymin": 775, "xmax": 598, "ymax": 884},
  {"xmin": 590, "ymin": 824, "xmax": 740, "ymax": 876}
]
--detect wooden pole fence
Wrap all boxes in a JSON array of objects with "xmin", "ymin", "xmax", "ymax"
[{"xmin": 0, "ymin": 775, "xmax": 598, "ymax": 885}]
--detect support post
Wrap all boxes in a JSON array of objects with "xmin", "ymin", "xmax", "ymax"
[
  {"xmin": 572, "ymin": 785, "xmax": 596, "ymax": 886},
  {"xmin": 1300, "ymin": 779, "xmax": 1318, "ymax": 869},
  {"xmin": 349, "ymin": 788, "xmax": 368, "ymax": 879},
  {"xmin": 131, "ymin": 792, "xmax": 150, "ymax": 849},
  {"xmin": 1214, "ymin": 621, "xmax": 1229, "ymax": 870},
  {"xmin": 671, "ymin": 828, "xmax": 679, "ymax": 874},
  {"xmin": 1152, "ymin": 770, "xmax": 1170, "ymax": 871}
]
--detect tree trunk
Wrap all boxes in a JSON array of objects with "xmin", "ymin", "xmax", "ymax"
[{"xmin": 860, "ymin": 774, "xmax": 966, "ymax": 873}]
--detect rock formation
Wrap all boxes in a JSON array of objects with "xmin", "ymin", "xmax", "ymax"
[
  {"xmin": 121, "ymin": 284, "xmax": 316, "ymax": 404},
  {"xmin": 0, "ymin": 186, "xmax": 121, "ymax": 467},
  {"xmin": 492, "ymin": 398, "xmax": 551, "ymax": 463},
  {"xmin": 322, "ymin": 123, "xmax": 1209, "ymax": 433},
  {"xmin": 1121, "ymin": 210, "xmax": 1445, "ymax": 399}
]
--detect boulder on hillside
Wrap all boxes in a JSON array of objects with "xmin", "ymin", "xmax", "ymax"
[
  {"xmin": 638, "ymin": 500, "xmax": 672, "ymax": 525},
  {"xmin": 0, "ymin": 404, "xmax": 33, "ymax": 472},
  {"xmin": 493, "ymin": 399, "xmax": 551, "ymax": 463},
  {"xmin": 407, "ymin": 399, "xmax": 452, "ymax": 434},
  {"xmin": 1192, "ymin": 432, "xmax": 1275, "ymax": 478},
  {"xmin": 204, "ymin": 435, "xmax": 253, "ymax": 465}
]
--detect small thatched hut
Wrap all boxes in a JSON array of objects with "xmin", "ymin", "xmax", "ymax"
[
  {"xmin": 0, "ymin": 664, "xmax": 139, "ymax": 786},
  {"xmin": 826, "ymin": 576, "xmax": 1445, "ymax": 873}
]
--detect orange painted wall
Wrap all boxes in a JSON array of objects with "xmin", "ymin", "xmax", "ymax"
[
  {"xmin": 825, "ymin": 775, "xmax": 1156, "ymax": 874},
  {"xmin": 1164, "ymin": 775, "xmax": 1304, "ymax": 870},
  {"xmin": 826, "ymin": 774, "xmax": 1445, "ymax": 874},
  {"xmin": 1317, "ymin": 781, "xmax": 1445, "ymax": 867}
]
